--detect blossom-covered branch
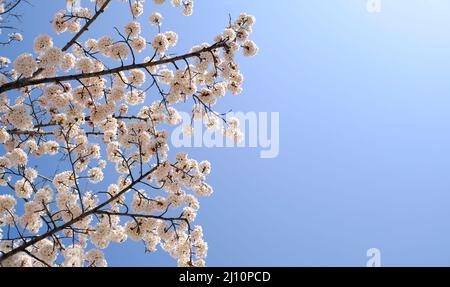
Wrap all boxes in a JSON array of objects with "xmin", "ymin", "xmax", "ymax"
[
  {"xmin": 24, "ymin": 0, "xmax": 113, "ymax": 83},
  {"xmin": 0, "ymin": 41, "xmax": 227, "ymax": 94}
]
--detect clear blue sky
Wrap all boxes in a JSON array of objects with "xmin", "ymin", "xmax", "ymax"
[{"xmin": 5, "ymin": 0, "xmax": 450, "ymax": 266}]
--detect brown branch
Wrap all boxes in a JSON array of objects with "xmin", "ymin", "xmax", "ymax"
[
  {"xmin": 95, "ymin": 210, "xmax": 188, "ymax": 223},
  {"xmin": 6, "ymin": 115, "xmax": 146, "ymax": 135},
  {"xmin": 0, "ymin": 0, "xmax": 22, "ymax": 16},
  {"xmin": 0, "ymin": 42, "xmax": 227, "ymax": 94},
  {"xmin": 62, "ymin": 0, "xmax": 112, "ymax": 52}
]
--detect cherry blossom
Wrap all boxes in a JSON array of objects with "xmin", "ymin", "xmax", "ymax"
[{"xmin": 0, "ymin": 0, "xmax": 257, "ymax": 267}]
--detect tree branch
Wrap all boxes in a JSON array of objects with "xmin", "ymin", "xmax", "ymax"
[
  {"xmin": 62, "ymin": 0, "xmax": 111, "ymax": 52},
  {"xmin": 0, "ymin": 42, "xmax": 226, "ymax": 94}
]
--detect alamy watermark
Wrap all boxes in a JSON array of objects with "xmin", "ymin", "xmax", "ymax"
[
  {"xmin": 367, "ymin": 0, "xmax": 382, "ymax": 13},
  {"xmin": 171, "ymin": 111, "xmax": 280, "ymax": 159},
  {"xmin": 366, "ymin": 248, "xmax": 382, "ymax": 267}
]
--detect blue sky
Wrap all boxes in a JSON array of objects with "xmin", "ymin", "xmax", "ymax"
[{"xmin": 4, "ymin": 0, "xmax": 450, "ymax": 266}]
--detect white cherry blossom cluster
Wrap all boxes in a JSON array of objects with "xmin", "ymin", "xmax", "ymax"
[{"xmin": 0, "ymin": 0, "xmax": 257, "ymax": 267}]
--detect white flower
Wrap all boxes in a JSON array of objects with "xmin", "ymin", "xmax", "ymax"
[
  {"xmin": 52, "ymin": 10, "xmax": 67, "ymax": 33},
  {"xmin": 182, "ymin": 124, "xmax": 193, "ymax": 137},
  {"xmin": 182, "ymin": 206, "xmax": 197, "ymax": 222},
  {"xmin": 39, "ymin": 47, "xmax": 64, "ymax": 68},
  {"xmin": 97, "ymin": 36, "xmax": 113, "ymax": 56},
  {"xmin": 222, "ymin": 28, "xmax": 236, "ymax": 43},
  {"xmin": 24, "ymin": 168, "xmax": 38, "ymax": 182},
  {"xmin": 131, "ymin": 36, "xmax": 146, "ymax": 52},
  {"xmin": 7, "ymin": 104, "xmax": 34, "ymax": 131},
  {"xmin": 44, "ymin": 141, "xmax": 59, "ymax": 155},
  {"xmin": 85, "ymin": 39, "xmax": 99, "ymax": 53},
  {"xmin": 128, "ymin": 69, "xmax": 146, "ymax": 86},
  {"xmin": 242, "ymin": 40, "xmax": 258, "ymax": 57},
  {"xmin": 130, "ymin": 1, "xmax": 144, "ymax": 17},
  {"xmin": 34, "ymin": 187, "xmax": 53, "ymax": 205},
  {"xmin": 0, "ymin": 127, "xmax": 10, "ymax": 144},
  {"xmin": 171, "ymin": 0, "xmax": 182, "ymax": 6},
  {"xmin": 124, "ymin": 21, "xmax": 141, "ymax": 38},
  {"xmin": 149, "ymin": 12, "xmax": 163, "ymax": 26},
  {"xmin": 0, "ymin": 156, "xmax": 11, "ymax": 170},
  {"xmin": 110, "ymin": 43, "xmax": 129, "ymax": 61},
  {"xmin": 0, "ymin": 57, "xmax": 11, "ymax": 68},
  {"xmin": 14, "ymin": 54, "xmax": 37, "ymax": 77},
  {"xmin": 125, "ymin": 90, "xmax": 146, "ymax": 105},
  {"xmin": 88, "ymin": 167, "xmax": 104, "ymax": 184},
  {"xmin": 196, "ymin": 240, "xmax": 208, "ymax": 258},
  {"xmin": 34, "ymin": 34, "xmax": 53, "ymax": 53},
  {"xmin": 158, "ymin": 68, "xmax": 174, "ymax": 84},
  {"xmin": 199, "ymin": 160, "xmax": 211, "ymax": 175},
  {"xmin": 75, "ymin": 57, "xmax": 95, "ymax": 73},
  {"xmin": 7, "ymin": 148, "xmax": 28, "ymax": 167},
  {"xmin": 15, "ymin": 179, "xmax": 33, "ymax": 199},
  {"xmin": 85, "ymin": 249, "xmax": 107, "ymax": 267},
  {"xmin": 9, "ymin": 32, "xmax": 23, "ymax": 42},
  {"xmin": 67, "ymin": 19, "xmax": 81, "ymax": 33},
  {"xmin": 165, "ymin": 31, "xmax": 178, "ymax": 47},
  {"xmin": 183, "ymin": 1, "xmax": 194, "ymax": 16},
  {"xmin": 152, "ymin": 33, "xmax": 170, "ymax": 53},
  {"xmin": 61, "ymin": 53, "xmax": 76, "ymax": 72},
  {"xmin": 0, "ymin": 195, "xmax": 16, "ymax": 215}
]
